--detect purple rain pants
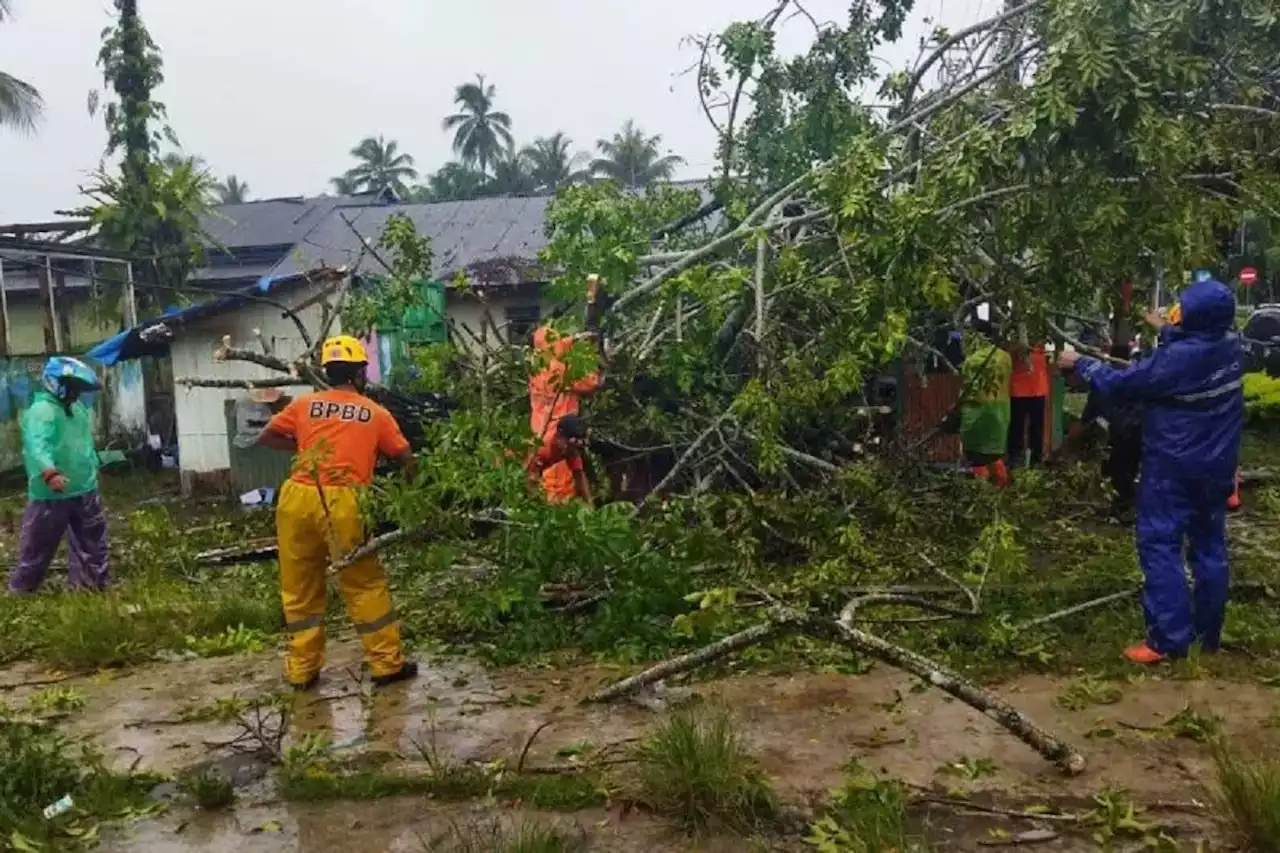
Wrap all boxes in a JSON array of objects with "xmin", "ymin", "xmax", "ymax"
[{"xmin": 10, "ymin": 492, "xmax": 110, "ymax": 593}]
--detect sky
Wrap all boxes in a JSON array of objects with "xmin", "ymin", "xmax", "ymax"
[{"xmin": 0, "ymin": 0, "xmax": 995, "ymax": 222}]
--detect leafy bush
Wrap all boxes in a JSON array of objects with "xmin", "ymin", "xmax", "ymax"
[
  {"xmin": 1244, "ymin": 372, "xmax": 1280, "ymax": 424},
  {"xmin": 629, "ymin": 706, "xmax": 779, "ymax": 835}
]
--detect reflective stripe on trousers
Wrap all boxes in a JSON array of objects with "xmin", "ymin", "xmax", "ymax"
[{"xmin": 275, "ymin": 479, "xmax": 405, "ymax": 684}]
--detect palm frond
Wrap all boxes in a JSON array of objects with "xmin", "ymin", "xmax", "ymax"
[{"xmin": 0, "ymin": 70, "xmax": 43, "ymax": 132}]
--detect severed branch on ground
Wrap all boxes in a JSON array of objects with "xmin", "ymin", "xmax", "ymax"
[
  {"xmin": 826, "ymin": 612, "xmax": 1085, "ymax": 774},
  {"xmin": 1014, "ymin": 579, "xmax": 1273, "ymax": 633},
  {"xmin": 203, "ymin": 699, "xmax": 291, "ymax": 762},
  {"xmin": 585, "ymin": 586, "xmax": 1086, "ymax": 775},
  {"xmin": 584, "ymin": 612, "xmax": 808, "ymax": 704}
]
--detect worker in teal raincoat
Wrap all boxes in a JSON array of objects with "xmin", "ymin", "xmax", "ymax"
[{"xmin": 10, "ymin": 357, "xmax": 109, "ymax": 593}]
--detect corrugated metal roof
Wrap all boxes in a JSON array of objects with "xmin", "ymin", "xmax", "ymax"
[
  {"xmin": 196, "ymin": 181, "xmax": 714, "ymax": 288},
  {"xmin": 267, "ymin": 195, "xmax": 554, "ymax": 285},
  {"xmin": 202, "ymin": 196, "xmax": 351, "ymax": 249},
  {"xmin": 189, "ymin": 262, "xmax": 280, "ymax": 284}
]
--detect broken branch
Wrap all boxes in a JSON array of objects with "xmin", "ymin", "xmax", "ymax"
[
  {"xmin": 177, "ymin": 377, "xmax": 311, "ymax": 390},
  {"xmin": 583, "ymin": 612, "xmax": 804, "ymax": 704},
  {"xmin": 830, "ymin": 613, "xmax": 1086, "ymax": 774}
]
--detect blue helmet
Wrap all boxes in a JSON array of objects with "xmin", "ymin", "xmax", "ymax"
[{"xmin": 42, "ymin": 356, "xmax": 101, "ymax": 401}]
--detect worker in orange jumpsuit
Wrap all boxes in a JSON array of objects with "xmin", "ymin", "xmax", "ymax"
[
  {"xmin": 528, "ymin": 325, "xmax": 601, "ymax": 503},
  {"xmin": 525, "ymin": 414, "xmax": 593, "ymax": 505},
  {"xmin": 257, "ymin": 335, "xmax": 418, "ymax": 691}
]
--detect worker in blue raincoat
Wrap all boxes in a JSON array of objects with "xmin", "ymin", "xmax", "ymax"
[{"xmin": 1058, "ymin": 278, "xmax": 1243, "ymax": 664}]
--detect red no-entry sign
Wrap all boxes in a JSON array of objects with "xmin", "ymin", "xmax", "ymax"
[{"xmin": 1240, "ymin": 267, "xmax": 1259, "ymax": 287}]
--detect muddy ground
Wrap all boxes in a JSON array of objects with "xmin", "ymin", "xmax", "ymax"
[
  {"xmin": 3, "ymin": 467, "xmax": 1277, "ymax": 851},
  {"xmin": 0, "ymin": 633, "xmax": 1265, "ymax": 852}
]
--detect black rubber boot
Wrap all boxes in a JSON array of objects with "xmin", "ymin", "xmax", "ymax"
[
  {"xmin": 372, "ymin": 661, "xmax": 419, "ymax": 688},
  {"xmin": 291, "ymin": 673, "xmax": 320, "ymax": 693}
]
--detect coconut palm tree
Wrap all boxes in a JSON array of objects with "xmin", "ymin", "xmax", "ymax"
[
  {"xmin": 341, "ymin": 136, "xmax": 418, "ymax": 198},
  {"xmin": 0, "ymin": 1, "xmax": 42, "ymax": 132},
  {"xmin": 330, "ymin": 174, "xmax": 360, "ymax": 196},
  {"xmin": 591, "ymin": 121, "xmax": 684, "ymax": 189},
  {"xmin": 214, "ymin": 175, "xmax": 250, "ymax": 204},
  {"xmin": 162, "ymin": 151, "xmax": 208, "ymax": 173},
  {"xmin": 442, "ymin": 74, "xmax": 513, "ymax": 178},
  {"xmin": 487, "ymin": 142, "xmax": 537, "ymax": 197},
  {"xmin": 422, "ymin": 161, "xmax": 487, "ymax": 202},
  {"xmin": 523, "ymin": 132, "xmax": 587, "ymax": 192}
]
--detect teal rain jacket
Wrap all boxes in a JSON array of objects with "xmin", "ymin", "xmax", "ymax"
[{"xmin": 22, "ymin": 389, "xmax": 100, "ymax": 501}]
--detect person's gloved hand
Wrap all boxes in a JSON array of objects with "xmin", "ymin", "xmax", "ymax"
[{"xmin": 1057, "ymin": 349, "xmax": 1081, "ymax": 372}]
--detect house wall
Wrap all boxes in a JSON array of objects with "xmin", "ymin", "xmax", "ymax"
[
  {"xmin": 0, "ymin": 357, "xmax": 148, "ymax": 471},
  {"xmin": 0, "ymin": 281, "xmax": 144, "ymax": 473},
  {"xmin": 2, "ymin": 288, "xmax": 119, "ymax": 356},
  {"xmin": 171, "ymin": 285, "xmax": 330, "ymax": 494},
  {"xmin": 446, "ymin": 284, "xmax": 551, "ymax": 353}
]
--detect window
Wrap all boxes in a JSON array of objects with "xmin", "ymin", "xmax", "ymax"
[{"xmin": 505, "ymin": 305, "xmax": 541, "ymax": 345}]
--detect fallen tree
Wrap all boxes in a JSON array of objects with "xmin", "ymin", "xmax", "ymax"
[{"xmin": 169, "ymin": 0, "xmax": 1280, "ymax": 778}]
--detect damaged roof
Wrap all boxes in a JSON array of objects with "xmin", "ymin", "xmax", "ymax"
[
  {"xmin": 266, "ymin": 196, "xmax": 553, "ymax": 285},
  {"xmin": 196, "ymin": 179, "xmax": 715, "ymax": 289}
]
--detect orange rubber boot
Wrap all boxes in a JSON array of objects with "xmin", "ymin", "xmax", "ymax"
[
  {"xmin": 992, "ymin": 459, "xmax": 1010, "ymax": 488},
  {"xmin": 972, "ymin": 465, "xmax": 990, "ymax": 481},
  {"xmin": 1227, "ymin": 472, "xmax": 1242, "ymax": 512},
  {"xmin": 1123, "ymin": 643, "xmax": 1168, "ymax": 664}
]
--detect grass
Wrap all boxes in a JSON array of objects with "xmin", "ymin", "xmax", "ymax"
[
  {"xmin": 0, "ymin": 491, "xmax": 282, "ymax": 671},
  {"xmin": 1213, "ymin": 738, "xmax": 1280, "ymax": 852},
  {"xmin": 628, "ymin": 706, "xmax": 779, "ymax": 835},
  {"xmin": 807, "ymin": 770, "xmax": 931, "ymax": 853},
  {"xmin": 179, "ymin": 766, "xmax": 235, "ymax": 810},
  {"xmin": 185, "ymin": 624, "xmax": 270, "ymax": 658},
  {"xmin": 421, "ymin": 818, "xmax": 587, "ymax": 853},
  {"xmin": 0, "ymin": 580, "xmax": 281, "ymax": 670},
  {"xmin": 27, "ymin": 687, "xmax": 88, "ymax": 715},
  {"xmin": 0, "ymin": 711, "xmax": 160, "ymax": 850},
  {"xmin": 1056, "ymin": 676, "xmax": 1122, "ymax": 711},
  {"xmin": 278, "ymin": 756, "xmax": 604, "ymax": 810}
]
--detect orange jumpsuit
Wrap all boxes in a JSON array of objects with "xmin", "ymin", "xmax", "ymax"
[
  {"xmin": 266, "ymin": 389, "xmax": 411, "ymax": 686},
  {"xmin": 528, "ymin": 326, "xmax": 599, "ymax": 502}
]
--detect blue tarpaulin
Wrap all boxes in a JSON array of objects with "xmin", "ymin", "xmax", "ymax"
[{"xmin": 84, "ymin": 274, "xmax": 303, "ymax": 366}]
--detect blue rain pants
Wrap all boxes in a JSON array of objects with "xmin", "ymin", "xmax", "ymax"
[{"xmin": 1135, "ymin": 473, "xmax": 1233, "ymax": 657}]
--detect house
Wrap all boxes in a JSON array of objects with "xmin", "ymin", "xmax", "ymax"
[
  {"xmin": 82, "ymin": 191, "xmax": 561, "ymax": 494},
  {"xmin": 86, "ymin": 267, "xmax": 348, "ymax": 494},
  {"xmin": 196, "ymin": 191, "xmax": 552, "ymax": 347},
  {"xmin": 0, "ymin": 233, "xmax": 146, "ymax": 471}
]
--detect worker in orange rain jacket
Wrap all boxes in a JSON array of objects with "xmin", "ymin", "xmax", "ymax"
[
  {"xmin": 529, "ymin": 325, "xmax": 601, "ymax": 503},
  {"xmin": 256, "ymin": 335, "xmax": 418, "ymax": 691},
  {"xmin": 525, "ymin": 414, "xmax": 593, "ymax": 505}
]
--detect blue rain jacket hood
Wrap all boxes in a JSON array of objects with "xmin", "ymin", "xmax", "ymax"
[
  {"xmin": 1075, "ymin": 279, "xmax": 1243, "ymax": 481},
  {"xmin": 1177, "ymin": 279, "xmax": 1236, "ymax": 334}
]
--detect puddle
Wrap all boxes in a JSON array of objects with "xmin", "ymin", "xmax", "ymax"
[{"xmin": 3, "ymin": 641, "xmax": 1266, "ymax": 852}]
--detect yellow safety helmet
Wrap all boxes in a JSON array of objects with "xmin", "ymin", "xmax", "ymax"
[
  {"xmin": 320, "ymin": 335, "xmax": 368, "ymax": 365},
  {"xmin": 1167, "ymin": 303, "xmax": 1182, "ymax": 326}
]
